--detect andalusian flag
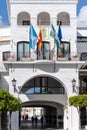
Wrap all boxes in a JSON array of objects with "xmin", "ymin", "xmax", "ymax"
[
  {"xmin": 50, "ymin": 24, "xmax": 60, "ymax": 46},
  {"xmin": 38, "ymin": 28, "xmax": 42, "ymax": 49}
]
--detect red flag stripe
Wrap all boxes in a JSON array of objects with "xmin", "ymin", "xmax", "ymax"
[{"xmin": 38, "ymin": 28, "xmax": 42, "ymax": 49}]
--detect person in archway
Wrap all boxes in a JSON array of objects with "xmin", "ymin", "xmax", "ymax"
[
  {"xmin": 35, "ymin": 116, "xmax": 38, "ymax": 127},
  {"xmin": 41, "ymin": 116, "xmax": 44, "ymax": 128},
  {"xmin": 31, "ymin": 116, "xmax": 34, "ymax": 126}
]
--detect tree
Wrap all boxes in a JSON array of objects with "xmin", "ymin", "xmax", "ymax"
[
  {"xmin": 0, "ymin": 89, "xmax": 21, "ymax": 130},
  {"xmin": 69, "ymin": 94, "xmax": 87, "ymax": 130}
]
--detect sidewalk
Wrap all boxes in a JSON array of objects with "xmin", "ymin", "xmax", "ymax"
[{"xmin": 19, "ymin": 128, "xmax": 85, "ymax": 130}]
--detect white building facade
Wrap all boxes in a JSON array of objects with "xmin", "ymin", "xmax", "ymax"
[{"xmin": 0, "ymin": 0, "xmax": 87, "ymax": 130}]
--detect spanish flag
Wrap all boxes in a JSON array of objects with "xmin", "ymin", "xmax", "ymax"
[{"xmin": 38, "ymin": 28, "xmax": 42, "ymax": 49}]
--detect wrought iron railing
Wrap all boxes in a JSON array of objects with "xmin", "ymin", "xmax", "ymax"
[{"xmin": 2, "ymin": 51, "xmax": 80, "ymax": 62}]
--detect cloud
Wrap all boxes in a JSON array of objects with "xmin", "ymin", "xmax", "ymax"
[
  {"xmin": 77, "ymin": 6, "xmax": 87, "ymax": 27},
  {"xmin": 0, "ymin": 16, "xmax": 4, "ymax": 25}
]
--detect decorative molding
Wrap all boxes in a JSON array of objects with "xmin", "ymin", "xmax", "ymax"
[{"xmin": 10, "ymin": 0, "xmax": 78, "ymax": 4}]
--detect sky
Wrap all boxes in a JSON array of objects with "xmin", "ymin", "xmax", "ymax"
[{"xmin": 0, "ymin": 0, "xmax": 87, "ymax": 27}]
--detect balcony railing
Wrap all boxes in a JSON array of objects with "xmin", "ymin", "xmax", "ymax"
[{"xmin": 2, "ymin": 51, "xmax": 80, "ymax": 62}]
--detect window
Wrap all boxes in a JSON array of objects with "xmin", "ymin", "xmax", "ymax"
[
  {"xmin": 22, "ymin": 76, "xmax": 65, "ymax": 94},
  {"xmin": 37, "ymin": 12, "xmax": 50, "ymax": 25},
  {"xmin": 79, "ymin": 74, "xmax": 87, "ymax": 127},
  {"xmin": 81, "ymin": 53, "xmax": 87, "ymax": 61},
  {"xmin": 57, "ymin": 21, "xmax": 62, "ymax": 25},
  {"xmin": 37, "ymin": 41, "xmax": 50, "ymax": 60},
  {"xmin": 57, "ymin": 42, "xmax": 70, "ymax": 60},
  {"xmin": 17, "ymin": 41, "xmax": 30, "ymax": 61},
  {"xmin": 57, "ymin": 12, "xmax": 70, "ymax": 26},
  {"xmin": 80, "ymin": 78, "xmax": 87, "ymax": 94},
  {"xmin": 17, "ymin": 12, "xmax": 30, "ymax": 25},
  {"xmin": 80, "ymin": 107, "xmax": 87, "ymax": 127},
  {"xmin": 22, "ymin": 21, "xmax": 30, "ymax": 25},
  {"xmin": 3, "ymin": 51, "xmax": 10, "ymax": 61}
]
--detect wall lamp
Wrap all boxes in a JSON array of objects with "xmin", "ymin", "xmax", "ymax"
[
  {"xmin": 72, "ymin": 79, "xmax": 77, "ymax": 93},
  {"xmin": 12, "ymin": 78, "xmax": 17, "ymax": 92}
]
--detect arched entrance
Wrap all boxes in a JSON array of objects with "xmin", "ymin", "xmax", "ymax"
[
  {"xmin": 20, "ymin": 102, "xmax": 64, "ymax": 129},
  {"xmin": 19, "ymin": 75, "xmax": 67, "ymax": 129}
]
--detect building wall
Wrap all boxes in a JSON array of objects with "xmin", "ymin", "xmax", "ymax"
[
  {"xmin": 10, "ymin": 0, "xmax": 77, "ymax": 56},
  {"xmin": 9, "ymin": 63, "xmax": 79, "ymax": 97},
  {"xmin": 0, "ymin": 27, "xmax": 10, "ymax": 90},
  {"xmin": 0, "ymin": 26, "xmax": 10, "ymax": 61},
  {"xmin": 0, "ymin": 0, "xmax": 82, "ymax": 130}
]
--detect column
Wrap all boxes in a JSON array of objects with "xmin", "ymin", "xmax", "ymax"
[
  {"xmin": 64, "ymin": 105, "xmax": 69, "ymax": 130},
  {"xmin": 0, "ymin": 111, "xmax": 2, "ymax": 130},
  {"xmin": 11, "ymin": 111, "xmax": 19, "ymax": 130},
  {"xmin": 85, "ymin": 107, "xmax": 87, "ymax": 129},
  {"xmin": 68, "ymin": 106, "xmax": 79, "ymax": 130}
]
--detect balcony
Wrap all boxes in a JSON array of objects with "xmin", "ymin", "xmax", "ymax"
[{"xmin": 2, "ymin": 51, "xmax": 81, "ymax": 63}]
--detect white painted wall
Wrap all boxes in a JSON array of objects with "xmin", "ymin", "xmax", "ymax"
[
  {"xmin": 0, "ymin": 0, "xmax": 84, "ymax": 130},
  {"xmin": 8, "ymin": 62, "xmax": 79, "ymax": 130},
  {"xmin": 10, "ymin": 1, "xmax": 77, "ymax": 56},
  {"xmin": 0, "ymin": 26, "xmax": 11, "ymax": 61}
]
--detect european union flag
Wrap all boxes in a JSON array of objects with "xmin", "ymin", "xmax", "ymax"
[
  {"xmin": 58, "ymin": 25, "xmax": 62, "ymax": 42},
  {"xmin": 29, "ymin": 24, "xmax": 38, "ymax": 49}
]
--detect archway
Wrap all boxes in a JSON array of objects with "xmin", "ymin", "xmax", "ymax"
[
  {"xmin": 19, "ymin": 75, "xmax": 68, "ymax": 129},
  {"xmin": 20, "ymin": 101, "xmax": 64, "ymax": 129}
]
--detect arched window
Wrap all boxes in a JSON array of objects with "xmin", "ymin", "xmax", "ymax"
[
  {"xmin": 17, "ymin": 12, "xmax": 30, "ymax": 25},
  {"xmin": 17, "ymin": 41, "xmax": 30, "ymax": 61},
  {"xmin": 57, "ymin": 12, "xmax": 70, "ymax": 26},
  {"xmin": 37, "ymin": 12, "xmax": 50, "ymax": 25},
  {"xmin": 57, "ymin": 42, "xmax": 70, "ymax": 60},
  {"xmin": 21, "ymin": 76, "xmax": 65, "ymax": 94},
  {"xmin": 37, "ymin": 41, "xmax": 50, "ymax": 60}
]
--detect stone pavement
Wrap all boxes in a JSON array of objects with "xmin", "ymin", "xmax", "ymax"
[
  {"xmin": 19, "ymin": 127, "xmax": 86, "ymax": 130},
  {"xmin": 20, "ymin": 120, "xmax": 62, "ymax": 130}
]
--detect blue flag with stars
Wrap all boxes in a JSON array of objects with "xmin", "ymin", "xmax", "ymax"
[{"xmin": 29, "ymin": 24, "xmax": 38, "ymax": 49}]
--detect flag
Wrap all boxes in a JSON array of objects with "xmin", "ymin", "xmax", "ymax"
[
  {"xmin": 58, "ymin": 25, "xmax": 62, "ymax": 42},
  {"xmin": 29, "ymin": 24, "xmax": 38, "ymax": 50},
  {"xmin": 38, "ymin": 28, "xmax": 42, "ymax": 49},
  {"xmin": 50, "ymin": 24, "xmax": 60, "ymax": 46}
]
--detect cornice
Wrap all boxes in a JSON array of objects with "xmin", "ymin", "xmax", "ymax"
[{"xmin": 10, "ymin": 0, "xmax": 78, "ymax": 4}]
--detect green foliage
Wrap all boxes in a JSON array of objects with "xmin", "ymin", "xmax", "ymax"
[
  {"xmin": 69, "ymin": 94, "xmax": 87, "ymax": 107},
  {"xmin": 0, "ymin": 89, "xmax": 21, "ymax": 111}
]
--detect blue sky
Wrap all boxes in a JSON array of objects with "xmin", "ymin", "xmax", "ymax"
[
  {"xmin": 0, "ymin": 0, "xmax": 87, "ymax": 26},
  {"xmin": 77, "ymin": 0, "xmax": 87, "ymax": 15},
  {"xmin": 0, "ymin": 0, "xmax": 9, "ymax": 25}
]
